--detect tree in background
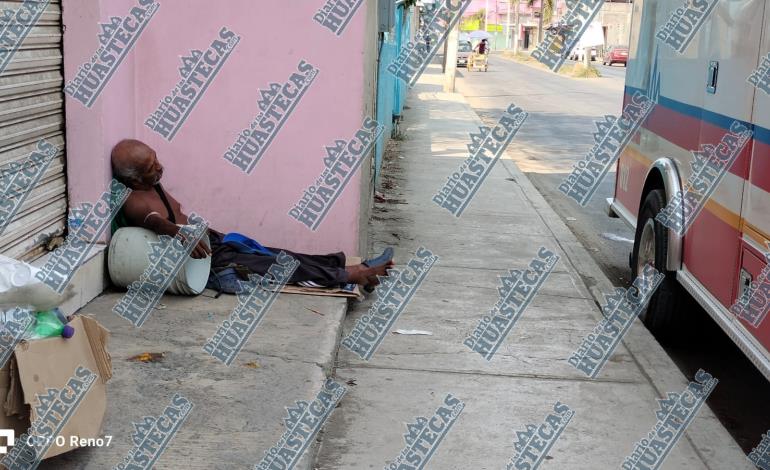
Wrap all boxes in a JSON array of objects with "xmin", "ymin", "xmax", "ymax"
[
  {"xmin": 462, "ymin": 8, "xmax": 486, "ymax": 31},
  {"xmin": 528, "ymin": 0, "xmax": 553, "ymax": 43}
]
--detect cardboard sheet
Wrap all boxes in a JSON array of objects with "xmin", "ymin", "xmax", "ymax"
[
  {"xmin": 1, "ymin": 316, "xmax": 112, "ymax": 459},
  {"xmin": 280, "ymin": 255, "xmax": 362, "ymax": 298},
  {"xmin": 279, "ymin": 283, "xmax": 361, "ymax": 298},
  {"xmin": 0, "ymin": 360, "xmax": 27, "ymax": 438}
]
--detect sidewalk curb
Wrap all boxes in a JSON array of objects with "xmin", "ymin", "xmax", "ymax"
[
  {"xmin": 303, "ymin": 297, "xmax": 349, "ymax": 470},
  {"xmin": 452, "ymin": 92, "xmax": 752, "ymax": 469}
]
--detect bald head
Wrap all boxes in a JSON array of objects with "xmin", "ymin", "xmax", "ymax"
[{"xmin": 111, "ymin": 139, "xmax": 163, "ymax": 189}]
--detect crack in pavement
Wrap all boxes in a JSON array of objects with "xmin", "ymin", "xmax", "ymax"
[{"xmin": 333, "ymin": 361, "xmax": 643, "ymax": 385}]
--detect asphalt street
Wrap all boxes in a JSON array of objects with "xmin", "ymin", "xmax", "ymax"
[{"xmin": 451, "ymin": 53, "xmax": 770, "ymax": 454}]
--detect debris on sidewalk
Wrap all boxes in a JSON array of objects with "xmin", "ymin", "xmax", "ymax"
[
  {"xmin": 392, "ymin": 329, "xmax": 433, "ymax": 336},
  {"xmin": 304, "ymin": 307, "xmax": 325, "ymax": 316},
  {"xmin": 600, "ymin": 233, "xmax": 634, "ymax": 243},
  {"xmin": 128, "ymin": 352, "xmax": 165, "ymax": 363}
]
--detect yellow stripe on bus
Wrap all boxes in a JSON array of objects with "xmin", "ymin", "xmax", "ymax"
[
  {"xmin": 744, "ymin": 223, "xmax": 770, "ymax": 248},
  {"xmin": 621, "ymin": 147, "xmax": 770, "ymax": 247}
]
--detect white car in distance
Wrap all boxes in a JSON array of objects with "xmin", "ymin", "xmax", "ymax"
[
  {"xmin": 569, "ymin": 45, "xmax": 597, "ymax": 62},
  {"xmin": 457, "ymin": 40, "xmax": 472, "ymax": 67}
]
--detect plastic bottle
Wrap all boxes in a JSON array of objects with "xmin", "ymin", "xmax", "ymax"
[{"xmin": 30, "ymin": 309, "xmax": 75, "ymax": 339}]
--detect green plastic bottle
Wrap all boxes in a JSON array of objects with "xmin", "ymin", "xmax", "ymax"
[{"xmin": 31, "ymin": 309, "xmax": 75, "ymax": 339}]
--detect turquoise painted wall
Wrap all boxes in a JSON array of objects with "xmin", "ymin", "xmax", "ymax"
[{"xmin": 374, "ymin": 6, "xmax": 411, "ymax": 183}]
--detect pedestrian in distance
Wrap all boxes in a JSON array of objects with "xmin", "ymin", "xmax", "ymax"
[{"xmin": 475, "ymin": 39, "xmax": 488, "ymax": 55}]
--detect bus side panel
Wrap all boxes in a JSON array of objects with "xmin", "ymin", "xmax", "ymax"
[
  {"xmin": 683, "ymin": 206, "xmax": 743, "ymax": 306},
  {"xmin": 738, "ymin": 1, "xmax": 770, "ymax": 356},
  {"xmin": 614, "ymin": 0, "xmax": 649, "ymax": 221},
  {"xmin": 616, "ymin": 0, "xmax": 710, "ymax": 224},
  {"xmin": 683, "ymin": 0, "xmax": 764, "ymax": 307}
]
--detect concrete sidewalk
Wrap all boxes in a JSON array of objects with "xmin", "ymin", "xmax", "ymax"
[
  {"xmin": 313, "ymin": 65, "xmax": 752, "ymax": 469},
  {"xmin": 42, "ymin": 291, "xmax": 347, "ymax": 469}
]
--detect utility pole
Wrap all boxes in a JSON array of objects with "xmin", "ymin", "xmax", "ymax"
[
  {"xmin": 537, "ymin": 0, "xmax": 543, "ymax": 44},
  {"xmin": 444, "ymin": 23, "xmax": 459, "ymax": 92},
  {"xmin": 484, "ymin": 0, "xmax": 489, "ymax": 32},
  {"xmin": 442, "ymin": 34, "xmax": 448, "ymax": 72},
  {"xmin": 505, "ymin": 0, "xmax": 512, "ymax": 49},
  {"xmin": 512, "ymin": 0, "xmax": 520, "ymax": 53}
]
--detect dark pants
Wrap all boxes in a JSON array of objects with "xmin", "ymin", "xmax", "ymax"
[{"xmin": 209, "ymin": 230, "xmax": 349, "ymax": 287}]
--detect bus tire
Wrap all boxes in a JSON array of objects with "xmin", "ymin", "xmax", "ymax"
[{"xmin": 631, "ymin": 189, "xmax": 686, "ymax": 342}]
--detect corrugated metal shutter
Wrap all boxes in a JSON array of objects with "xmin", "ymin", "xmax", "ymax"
[{"xmin": 0, "ymin": 0, "xmax": 66, "ymax": 261}]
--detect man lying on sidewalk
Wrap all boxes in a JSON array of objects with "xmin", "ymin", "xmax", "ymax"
[{"xmin": 110, "ymin": 139, "xmax": 393, "ymax": 291}]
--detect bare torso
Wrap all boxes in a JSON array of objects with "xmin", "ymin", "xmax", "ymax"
[
  {"xmin": 120, "ymin": 183, "xmax": 214, "ymax": 259},
  {"xmin": 123, "ymin": 184, "xmax": 188, "ymax": 227}
]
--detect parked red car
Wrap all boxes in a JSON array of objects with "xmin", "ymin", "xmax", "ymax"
[{"xmin": 603, "ymin": 45, "xmax": 628, "ymax": 66}]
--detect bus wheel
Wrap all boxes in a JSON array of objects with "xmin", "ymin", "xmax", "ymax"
[{"xmin": 631, "ymin": 189, "xmax": 686, "ymax": 342}]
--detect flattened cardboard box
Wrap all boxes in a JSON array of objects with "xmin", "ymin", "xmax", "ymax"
[{"xmin": 0, "ymin": 315, "xmax": 111, "ymax": 460}]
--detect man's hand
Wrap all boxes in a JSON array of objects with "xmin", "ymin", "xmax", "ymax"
[
  {"xmin": 190, "ymin": 239, "xmax": 211, "ymax": 259},
  {"xmin": 175, "ymin": 230, "xmax": 211, "ymax": 259}
]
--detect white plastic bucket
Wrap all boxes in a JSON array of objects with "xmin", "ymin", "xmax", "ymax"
[{"xmin": 108, "ymin": 227, "xmax": 211, "ymax": 295}]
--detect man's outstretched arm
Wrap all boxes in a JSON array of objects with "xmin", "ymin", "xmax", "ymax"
[{"xmin": 122, "ymin": 197, "xmax": 211, "ymax": 259}]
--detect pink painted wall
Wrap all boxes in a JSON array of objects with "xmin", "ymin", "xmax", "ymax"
[{"xmin": 63, "ymin": 0, "xmax": 375, "ymax": 256}]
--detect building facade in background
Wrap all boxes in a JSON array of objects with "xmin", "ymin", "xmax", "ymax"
[
  {"xmin": 597, "ymin": 1, "xmax": 633, "ymax": 48},
  {"xmin": 458, "ymin": 0, "xmax": 633, "ymax": 52}
]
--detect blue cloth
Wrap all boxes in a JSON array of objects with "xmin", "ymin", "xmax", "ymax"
[
  {"xmin": 222, "ymin": 232, "xmax": 276, "ymax": 257},
  {"xmin": 206, "ymin": 267, "xmax": 245, "ymax": 294}
]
